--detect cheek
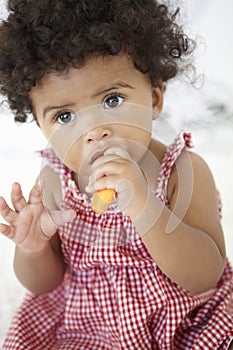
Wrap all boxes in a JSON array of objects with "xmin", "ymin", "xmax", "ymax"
[
  {"xmin": 62, "ymin": 140, "xmax": 92, "ymax": 176},
  {"xmin": 122, "ymin": 128, "xmax": 151, "ymax": 162},
  {"xmin": 135, "ymin": 137, "xmax": 151, "ymax": 160},
  {"xmin": 39, "ymin": 122, "xmax": 84, "ymax": 169},
  {"xmin": 62, "ymin": 141, "xmax": 83, "ymax": 172}
]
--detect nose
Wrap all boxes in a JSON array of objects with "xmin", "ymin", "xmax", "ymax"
[{"xmin": 85, "ymin": 126, "xmax": 112, "ymax": 143}]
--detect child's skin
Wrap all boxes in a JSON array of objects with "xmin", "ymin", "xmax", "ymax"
[{"xmin": 0, "ymin": 53, "xmax": 226, "ymax": 295}]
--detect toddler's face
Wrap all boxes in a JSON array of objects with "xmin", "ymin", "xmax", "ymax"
[{"xmin": 30, "ymin": 53, "xmax": 163, "ymax": 178}]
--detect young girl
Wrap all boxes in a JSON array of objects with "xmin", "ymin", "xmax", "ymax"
[{"xmin": 0, "ymin": 0, "xmax": 232, "ymax": 349}]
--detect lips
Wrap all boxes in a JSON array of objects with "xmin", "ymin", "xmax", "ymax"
[{"xmin": 90, "ymin": 148, "xmax": 109, "ymax": 165}]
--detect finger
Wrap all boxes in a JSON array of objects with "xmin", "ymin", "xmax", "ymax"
[
  {"xmin": 86, "ymin": 174, "xmax": 119, "ymax": 193},
  {"xmin": 104, "ymin": 147, "xmax": 131, "ymax": 160},
  {"xmin": 40, "ymin": 209, "xmax": 76, "ymax": 238},
  {"xmin": 50, "ymin": 209, "xmax": 76, "ymax": 226},
  {"xmin": 91, "ymin": 154, "xmax": 122, "ymax": 171},
  {"xmin": 11, "ymin": 182, "xmax": 27, "ymax": 212},
  {"xmin": 89, "ymin": 160, "xmax": 124, "ymax": 186},
  {"xmin": 91, "ymin": 147, "xmax": 131, "ymax": 171},
  {"xmin": 0, "ymin": 222, "xmax": 15, "ymax": 240},
  {"xmin": 0, "ymin": 196, "xmax": 17, "ymax": 224},
  {"xmin": 28, "ymin": 182, "xmax": 44, "ymax": 205}
]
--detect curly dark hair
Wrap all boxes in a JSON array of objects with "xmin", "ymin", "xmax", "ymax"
[{"xmin": 0, "ymin": 0, "xmax": 195, "ymax": 122}]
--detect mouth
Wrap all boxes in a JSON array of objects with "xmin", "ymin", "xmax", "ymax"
[{"xmin": 90, "ymin": 148, "xmax": 109, "ymax": 165}]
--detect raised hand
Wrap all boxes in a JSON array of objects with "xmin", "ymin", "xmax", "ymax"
[{"xmin": 0, "ymin": 182, "xmax": 76, "ymax": 254}]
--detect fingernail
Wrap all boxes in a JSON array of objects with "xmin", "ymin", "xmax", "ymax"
[{"xmin": 85, "ymin": 185, "xmax": 92, "ymax": 193}]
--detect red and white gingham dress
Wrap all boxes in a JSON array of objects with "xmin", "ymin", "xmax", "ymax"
[{"xmin": 3, "ymin": 131, "xmax": 233, "ymax": 350}]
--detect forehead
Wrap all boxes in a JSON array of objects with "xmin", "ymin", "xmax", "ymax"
[
  {"xmin": 30, "ymin": 53, "xmax": 150, "ymax": 117},
  {"xmin": 32, "ymin": 54, "xmax": 138, "ymax": 94}
]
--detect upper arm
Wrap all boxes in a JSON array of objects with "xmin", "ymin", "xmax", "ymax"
[{"xmin": 168, "ymin": 151, "xmax": 226, "ymax": 260}]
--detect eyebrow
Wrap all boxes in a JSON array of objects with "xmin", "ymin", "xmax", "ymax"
[
  {"xmin": 92, "ymin": 82, "xmax": 135, "ymax": 98},
  {"xmin": 42, "ymin": 82, "xmax": 134, "ymax": 118},
  {"xmin": 42, "ymin": 103, "xmax": 76, "ymax": 118}
]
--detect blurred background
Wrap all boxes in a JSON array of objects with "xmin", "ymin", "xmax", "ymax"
[{"xmin": 0, "ymin": 0, "xmax": 233, "ymax": 345}]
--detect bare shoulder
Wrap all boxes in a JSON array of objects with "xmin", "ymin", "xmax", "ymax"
[
  {"xmin": 168, "ymin": 150, "xmax": 220, "ymax": 215},
  {"xmin": 168, "ymin": 150, "xmax": 226, "ymax": 259},
  {"xmin": 168, "ymin": 150, "xmax": 217, "ymax": 201}
]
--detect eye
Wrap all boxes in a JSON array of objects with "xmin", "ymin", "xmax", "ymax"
[
  {"xmin": 103, "ymin": 94, "xmax": 124, "ymax": 109},
  {"xmin": 55, "ymin": 111, "xmax": 77, "ymax": 125}
]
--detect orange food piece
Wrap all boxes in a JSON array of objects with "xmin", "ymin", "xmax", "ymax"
[{"xmin": 92, "ymin": 189, "xmax": 115, "ymax": 215}]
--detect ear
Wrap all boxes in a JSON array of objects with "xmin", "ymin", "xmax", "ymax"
[{"xmin": 151, "ymin": 81, "xmax": 164, "ymax": 119}]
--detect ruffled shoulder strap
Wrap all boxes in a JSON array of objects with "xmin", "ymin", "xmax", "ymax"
[
  {"xmin": 154, "ymin": 131, "xmax": 223, "ymax": 217},
  {"xmin": 154, "ymin": 131, "xmax": 193, "ymax": 205},
  {"xmin": 36, "ymin": 147, "xmax": 72, "ymax": 187}
]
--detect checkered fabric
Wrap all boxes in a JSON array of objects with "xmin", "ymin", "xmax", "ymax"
[{"xmin": 3, "ymin": 131, "xmax": 233, "ymax": 349}]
